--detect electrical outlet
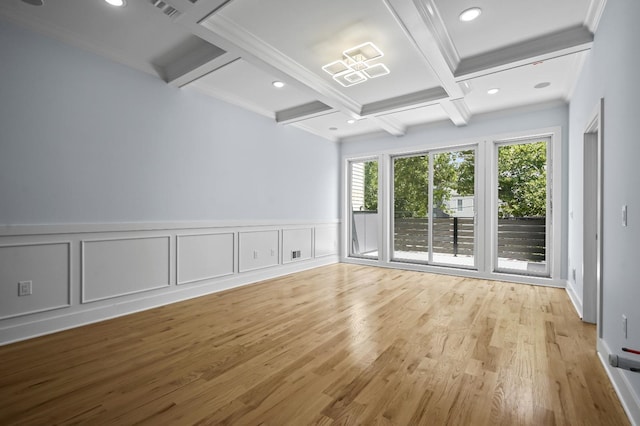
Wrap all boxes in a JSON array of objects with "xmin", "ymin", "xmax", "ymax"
[
  {"xmin": 270, "ymin": 249, "xmax": 275, "ymax": 257},
  {"xmin": 622, "ymin": 315, "xmax": 628, "ymax": 339},
  {"xmin": 572, "ymin": 268, "xmax": 576, "ymax": 282},
  {"xmin": 18, "ymin": 281, "xmax": 32, "ymax": 297},
  {"xmin": 253, "ymin": 250, "xmax": 258, "ymax": 259}
]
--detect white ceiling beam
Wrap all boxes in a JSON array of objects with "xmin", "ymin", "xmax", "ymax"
[
  {"xmin": 439, "ymin": 98, "xmax": 470, "ymax": 127},
  {"xmin": 182, "ymin": 7, "xmax": 416, "ymax": 137},
  {"xmin": 454, "ymin": 26, "xmax": 594, "ymax": 79},
  {"xmin": 383, "ymin": 0, "xmax": 464, "ymax": 99},
  {"xmin": 383, "ymin": 0, "xmax": 471, "ymax": 126},
  {"xmin": 164, "ymin": 49, "xmax": 238, "ymax": 88},
  {"xmin": 361, "ymin": 87, "xmax": 448, "ymax": 116},
  {"xmin": 199, "ymin": 14, "xmax": 363, "ymax": 114},
  {"xmin": 275, "ymin": 101, "xmax": 334, "ymax": 124},
  {"xmin": 370, "ymin": 116, "xmax": 406, "ymax": 137}
]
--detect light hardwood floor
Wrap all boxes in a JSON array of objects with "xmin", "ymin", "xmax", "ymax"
[{"xmin": 0, "ymin": 264, "xmax": 629, "ymax": 425}]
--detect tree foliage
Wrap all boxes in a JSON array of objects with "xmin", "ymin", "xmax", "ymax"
[
  {"xmin": 497, "ymin": 141, "xmax": 547, "ymax": 218},
  {"xmin": 392, "ymin": 150, "xmax": 475, "ymax": 217},
  {"xmin": 364, "ymin": 161, "xmax": 378, "ymax": 211},
  {"xmin": 361, "ymin": 143, "xmax": 546, "ymax": 218}
]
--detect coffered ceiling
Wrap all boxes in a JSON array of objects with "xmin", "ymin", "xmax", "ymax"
[{"xmin": 0, "ymin": 0, "xmax": 606, "ymax": 142}]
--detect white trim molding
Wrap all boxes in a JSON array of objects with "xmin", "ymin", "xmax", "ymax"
[
  {"xmin": 585, "ymin": 0, "xmax": 608, "ymax": 33},
  {"xmin": 597, "ymin": 339, "xmax": 640, "ymax": 425}
]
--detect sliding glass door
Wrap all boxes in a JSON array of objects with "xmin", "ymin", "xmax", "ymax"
[
  {"xmin": 392, "ymin": 148, "xmax": 476, "ymax": 268},
  {"xmin": 495, "ymin": 138, "xmax": 550, "ymax": 276}
]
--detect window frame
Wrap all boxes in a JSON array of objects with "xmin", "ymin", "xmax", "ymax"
[{"xmin": 492, "ymin": 136, "xmax": 552, "ymax": 277}]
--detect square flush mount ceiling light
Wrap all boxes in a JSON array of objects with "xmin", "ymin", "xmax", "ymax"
[{"xmin": 322, "ymin": 42, "xmax": 390, "ymax": 87}]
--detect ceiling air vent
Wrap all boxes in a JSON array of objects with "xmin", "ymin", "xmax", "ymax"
[{"xmin": 151, "ymin": 0, "xmax": 181, "ymax": 18}]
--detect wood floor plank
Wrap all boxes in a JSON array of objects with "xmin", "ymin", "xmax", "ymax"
[{"xmin": 0, "ymin": 263, "xmax": 630, "ymax": 425}]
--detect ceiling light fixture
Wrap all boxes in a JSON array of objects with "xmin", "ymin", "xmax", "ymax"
[
  {"xmin": 21, "ymin": 0, "xmax": 44, "ymax": 6},
  {"xmin": 322, "ymin": 42, "xmax": 390, "ymax": 87},
  {"xmin": 347, "ymin": 119, "xmax": 356, "ymax": 124},
  {"xmin": 105, "ymin": 0, "xmax": 126, "ymax": 6},
  {"xmin": 459, "ymin": 7, "xmax": 482, "ymax": 22},
  {"xmin": 487, "ymin": 88, "xmax": 500, "ymax": 95},
  {"xmin": 272, "ymin": 81, "xmax": 285, "ymax": 88},
  {"xmin": 534, "ymin": 82, "xmax": 551, "ymax": 89}
]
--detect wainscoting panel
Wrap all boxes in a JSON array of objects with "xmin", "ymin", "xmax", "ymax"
[
  {"xmin": 238, "ymin": 230, "xmax": 279, "ymax": 273},
  {"xmin": 177, "ymin": 233, "xmax": 234, "ymax": 285},
  {"xmin": 0, "ymin": 220, "xmax": 339, "ymax": 345},
  {"xmin": 82, "ymin": 236, "xmax": 171, "ymax": 303},
  {"xmin": 282, "ymin": 228, "xmax": 313, "ymax": 264},
  {"xmin": 0, "ymin": 242, "xmax": 70, "ymax": 319},
  {"xmin": 315, "ymin": 225, "xmax": 339, "ymax": 257}
]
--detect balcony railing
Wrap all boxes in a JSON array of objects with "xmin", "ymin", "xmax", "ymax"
[{"xmin": 353, "ymin": 213, "xmax": 546, "ymax": 263}]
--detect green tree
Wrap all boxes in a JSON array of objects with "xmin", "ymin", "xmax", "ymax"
[
  {"xmin": 392, "ymin": 151, "xmax": 473, "ymax": 217},
  {"xmin": 497, "ymin": 141, "xmax": 547, "ymax": 217},
  {"xmin": 456, "ymin": 150, "xmax": 475, "ymax": 196},
  {"xmin": 364, "ymin": 160, "xmax": 378, "ymax": 211},
  {"xmin": 393, "ymin": 155, "xmax": 429, "ymax": 217}
]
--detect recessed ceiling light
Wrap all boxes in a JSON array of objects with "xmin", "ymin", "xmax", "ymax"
[
  {"xmin": 459, "ymin": 7, "xmax": 482, "ymax": 22},
  {"xmin": 534, "ymin": 82, "xmax": 551, "ymax": 89},
  {"xmin": 487, "ymin": 88, "xmax": 500, "ymax": 95},
  {"xmin": 329, "ymin": 127, "xmax": 338, "ymax": 131},
  {"xmin": 105, "ymin": 0, "xmax": 125, "ymax": 6},
  {"xmin": 272, "ymin": 81, "xmax": 285, "ymax": 88},
  {"xmin": 347, "ymin": 119, "xmax": 356, "ymax": 124},
  {"xmin": 21, "ymin": 0, "xmax": 44, "ymax": 6}
]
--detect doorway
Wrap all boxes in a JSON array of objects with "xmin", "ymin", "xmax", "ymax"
[{"xmin": 582, "ymin": 98, "xmax": 604, "ymax": 336}]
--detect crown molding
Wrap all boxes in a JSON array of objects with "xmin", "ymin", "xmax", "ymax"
[{"xmin": 585, "ymin": 0, "xmax": 608, "ymax": 33}]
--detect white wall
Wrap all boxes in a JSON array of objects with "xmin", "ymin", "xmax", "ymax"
[
  {"xmin": 0, "ymin": 18, "xmax": 341, "ymax": 344},
  {"xmin": 568, "ymin": 0, "xmax": 640, "ymax": 417},
  {"xmin": 0, "ymin": 18, "xmax": 339, "ymax": 225}
]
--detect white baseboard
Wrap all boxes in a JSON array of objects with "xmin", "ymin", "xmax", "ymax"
[
  {"xmin": 0, "ymin": 255, "xmax": 338, "ymax": 346},
  {"xmin": 565, "ymin": 279, "xmax": 583, "ymax": 318},
  {"xmin": 597, "ymin": 339, "xmax": 640, "ymax": 426}
]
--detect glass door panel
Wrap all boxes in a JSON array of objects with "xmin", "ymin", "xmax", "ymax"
[
  {"xmin": 350, "ymin": 160, "xmax": 378, "ymax": 259},
  {"xmin": 392, "ymin": 155, "xmax": 429, "ymax": 263},
  {"xmin": 496, "ymin": 139, "xmax": 549, "ymax": 276},
  {"xmin": 432, "ymin": 150, "xmax": 475, "ymax": 267}
]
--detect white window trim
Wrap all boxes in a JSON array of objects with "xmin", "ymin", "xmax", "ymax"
[
  {"xmin": 492, "ymin": 135, "xmax": 553, "ymax": 278},
  {"xmin": 341, "ymin": 126, "xmax": 563, "ymax": 287}
]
